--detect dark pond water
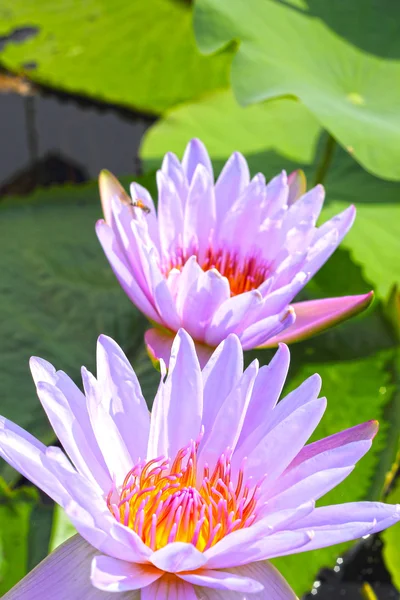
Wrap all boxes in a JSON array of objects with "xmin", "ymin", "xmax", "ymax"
[{"xmin": 1, "ymin": 80, "xmax": 398, "ymax": 600}]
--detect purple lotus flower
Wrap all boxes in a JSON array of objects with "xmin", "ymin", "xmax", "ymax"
[
  {"xmin": 96, "ymin": 139, "xmax": 372, "ymax": 365},
  {"xmin": 2, "ymin": 330, "xmax": 398, "ymax": 599}
]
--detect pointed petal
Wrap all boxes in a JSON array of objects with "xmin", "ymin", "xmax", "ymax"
[
  {"xmin": 147, "ymin": 248, "xmax": 181, "ymax": 331},
  {"xmin": 215, "ymin": 152, "xmax": 250, "ymax": 227},
  {"xmin": 182, "ymin": 138, "xmax": 213, "ymax": 184},
  {"xmin": 0, "ymin": 417, "xmax": 68, "ymax": 506},
  {"xmin": 95, "ymin": 220, "xmax": 160, "ymax": 323},
  {"xmin": 205, "ymin": 290, "xmax": 264, "ymax": 346},
  {"xmin": 130, "ymin": 181, "xmax": 160, "ymax": 249},
  {"xmin": 99, "ymin": 170, "xmax": 130, "ymax": 227},
  {"xmin": 303, "ymin": 205, "xmax": 355, "ymax": 278},
  {"xmin": 293, "ymin": 502, "xmax": 400, "ymax": 550},
  {"xmin": 287, "ymin": 169, "xmax": 307, "ymax": 205},
  {"xmin": 263, "ymin": 171, "xmax": 288, "ymax": 219},
  {"xmin": 202, "ymin": 334, "xmax": 243, "ymax": 444},
  {"xmin": 91, "ymin": 555, "xmax": 162, "ymax": 592},
  {"xmin": 238, "ymin": 344, "xmax": 290, "ymax": 445},
  {"xmin": 233, "ymin": 396, "xmax": 327, "ymax": 484},
  {"xmin": 34, "ymin": 381, "xmax": 109, "ymax": 490},
  {"xmin": 3, "ymin": 534, "xmax": 139, "ymax": 600},
  {"xmin": 81, "ymin": 367, "xmax": 133, "ymax": 484},
  {"xmin": 179, "ymin": 569, "xmax": 263, "ymax": 592},
  {"xmin": 184, "ymin": 165, "xmax": 216, "ymax": 261},
  {"xmin": 161, "ymin": 152, "xmax": 189, "ymax": 203},
  {"xmin": 29, "ymin": 357, "xmax": 109, "ymax": 490},
  {"xmin": 147, "ymin": 330, "xmax": 203, "ymax": 459},
  {"xmin": 144, "ymin": 328, "xmax": 213, "ymax": 370},
  {"xmin": 96, "ymin": 335, "xmax": 150, "ymax": 463},
  {"xmin": 157, "ymin": 170, "xmax": 184, "ymax": 255},
  {"xmin": 181, "ymin": 268, "xmax": 230, "ymax": 341},
  {"xmin": 198, "ymin": 360, "xmax": 258, "ymax": 469},
  {"xmin": 150, "ymin": 542, "xmax": 207, "ymax": 572},
  {"xmin": 239, "ymin": 307, "xmax": 296, "ymax": 350},
  {"xmin": 259, "ymin": 292, "xmax": 374, "ymax": 347}
]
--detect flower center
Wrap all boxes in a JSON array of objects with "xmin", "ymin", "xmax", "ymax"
[
  {"xmin": 107, "ymin": 440, "xmax": 262, "ymax": 551},
  {"xmin": 162, "ymin": 245, "xmax": 269, "ymax": 296}
]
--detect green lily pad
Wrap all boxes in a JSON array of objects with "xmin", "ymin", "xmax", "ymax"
[
  {"xmin": 0, "ymin": 176, "xmax": 159, "ymax": 484},
  {"xmin": 141, "ymin": 89, "xmax": 321, "ymax": 171},
  {"xmin": 0, "ymin": 0, "xmax": 230, "ymax": 114},
  {"xmin": 194, "ymin": 0, "xmax": 400, "ymax": 180}
]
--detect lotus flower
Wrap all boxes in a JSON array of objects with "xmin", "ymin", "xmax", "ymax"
[
  {"xmin": 2, "ymin": 330, "xmax": 398, "ymax": 599},
  {"xmin": 96, "ymin": 140, "xmax": 372, "ymax": 365}
]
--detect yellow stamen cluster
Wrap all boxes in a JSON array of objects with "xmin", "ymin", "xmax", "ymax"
[{"xmin": 107, "ymin": 441, "xmax": 261, "ymax": 552}]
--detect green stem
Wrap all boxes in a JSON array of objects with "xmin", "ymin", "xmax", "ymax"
[{"xmin": 313, "ymin": 133, "xmax": 336, "ymax": 186}]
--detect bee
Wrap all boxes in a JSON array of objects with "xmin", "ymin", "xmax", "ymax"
[
  {"xmin": 131, "ymin": 199, "xmax": 151, "ymax": 214},
  {"xmin": 118, "ymin": 193, "xmax": 151, "ymax": 215}
]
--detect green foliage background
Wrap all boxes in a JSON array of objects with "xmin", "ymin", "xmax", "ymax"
[{"xmin": 0, "ymin": 0, "xmax": 399, "ymax": 596}]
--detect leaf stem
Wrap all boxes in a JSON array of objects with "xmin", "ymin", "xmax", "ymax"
[{"xmin": 313, "ymin": 133, "xmax": 336, "ymax": 186}]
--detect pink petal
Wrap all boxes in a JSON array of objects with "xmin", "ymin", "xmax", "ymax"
[
  {"xmin": 147, "ymin": 248, "xmax": 182, "ymax": 331},
  {"xmin": 91, "ymin": 555, "xmax": 162, "ymax": 592},
  {"xmin": 34, "ymin": 381, "xmax": 110, "ymax": 490},
  {"xmin": 178, "ymin": 569, "xmax": 263, "ymax": 592},
  {"xmin": 0, "ymin": 417, "xmax": 68, "ymax": 506},
  {"xmin": 145, "ymin": 328, "xmax": 214, "ymax": 370},
  {"xmin": 150, "ymin": 542, "xmax": 207, "ymax": 572},
  {"xmin": 175, "ymin": 256, "xmax": 204, "ymax": 319},
  {"xmin": 181, "ymin": 138, "xmax": 213, "ymax": 185},
  {"xmin": 81, "ymin": 367, "xmax": 133, "ymax": 484},
  {"xmin": 262, "ymin": 171, "xmax": 288, "ymax": 219},
  {"xmin": 232, "ymin": 373, "xmax": 322, "ymax": 470},
  {"xmin": 130, "ymin": 181, "xmax": 160, "ymax": 249},
  {"xmin": 3, "ymin": 534, "xmax": 139, "ymax": 600},
  {"xmin": 303, "ymin": 205, "xmax": 355, "ymax": 278},
  {"xmin": 259, "ymin": 292, "xmax": 374, "ymax": 347},
  {"xmin": 237, "ymin": 343, "xmax": 290, "ymax": 445},
  {"xmin": 157, "ymin": 170, "xmax": 184, "ymax": 255},
  {"xmin": 29, "ymin": 357, "xmax": 110, "ymax": 490},
  {"xmin": 147, "ymin": 330, "xmax": 203, "ymax": 460},
  {"xmin": 181, "ymin": 269, "xmax": 230, "ymax": 341},
  {"xmin": 96, "ymin": 335, "xmax": 150, "ymax": 463},
  {"xmin": 215, "ymin": 152, "xmax": 250, "ymax": 227},
  {"xmin": 239, "ymin": 307, "xmax": 296, "ymax": 350},
  {"xmin": 205, "ymin": 289, "xmax": 264, "ymax": 346},
  {"xmin": 293, "ymin": 502, "xmax": 400, "ymax": 550},
  {"xmin": 142, "ymin": 576, "xmax": 197, "ymax": 600},
  {"xmin": 198, "ymin": 360, "xmax": 258, "ymax": 470},
  {"xmin": 218, "ymin": 174, "xmax": 265, "ymax": 250},
  {"xmin": 62, "ymin": 498, "xmax": 150, "ymax": 563},
  {"xmin": 287, "ymin": 169, "xmax": 307, "ymax": 205},
  {"xmin": 289, "ymin": 420, "xmax": 379, "ymax": 469},
  {"xmin": 184, "ymin": 165, "xmax": 216, "ymax": 262},
  {"xmin": 95, "ymin": 220, "xmax": 160, "ymax": 323},
  {"xmin": 285, "ymin": 184, "xmax": 325, "ymax": 228},
  {"xmin": 201, "ymin": 334, "xmax": 243, "ymax": 443},
  {"xmin": 204, "ymin": 529, "xmax": 312, "ymax": 569},
  {"xmin": 161, "ymin": 151, "xmax": 189, "ymax": 203},
  {"xmin": 264, "ymin": 466, "xmax": 354, "ymax": 511},
  {"xmin": 233, "ymin": 397, "xmax": 327, "ymax": 485}
]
